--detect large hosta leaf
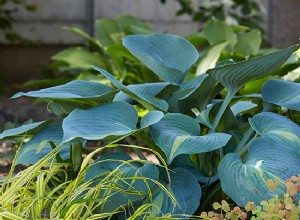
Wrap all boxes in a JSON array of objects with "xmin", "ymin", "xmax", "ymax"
[
  {"xmin": 0, "ymin": 120, "xmax": 52, "ymax": 140},
  {"xmin": 12, "ymin": 80, "xmax": 115, "ymax": 104},
  {"xmin": 123, "ymin": 34, "xmax": 199, "ymax": 84},
  {"xmin": 93, "ymin": 67, "xmax": 169, "ymax": 111},
  {"xmin": 219, "ymin": 137, "xmax": 300, "ymax": 206},
  {"xmin": 84, "ymin": 153, "xmax": 159, "ymax": 213},
  {"xmin": 230, "ymin": 101, "xmax": 257, "ymax": 116},
  {"xmin": 16, "ymin": 123, "xmax": 69, "ymax": 164},
  {"xmin": 262, "ymin": 79, "xmax": 300, "ymax": 111},
  {"xmin": 62, "ymin": 101, "xmax": 163, "ymax": 142},
  {"xmin": 219, "ymin": 112, "xmax": 300, "ymax": 206},
  {"xmin": 249, "ymin": 112, "xmax": 300, "ymax": 142},
  {"xmin": 147, "ymin": 167, "xmax": 201, "ymax": 216},
  {"xmin": 62, "ymin": 102, "xmax": 138, "ymax": 142},
  {"xmin": 207, "ymin": 45, "xmax": 299, "ymax": 94},
  {"xmin": 150, "ymin": 113, "xmax": 231, "ymax": 164}
]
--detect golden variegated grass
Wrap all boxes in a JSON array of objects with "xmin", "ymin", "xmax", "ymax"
[{"xmin": 0, "ymin": 143, "xmax": 187, "ymax": 219}]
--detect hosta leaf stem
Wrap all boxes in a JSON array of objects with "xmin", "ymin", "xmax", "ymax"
[
  {"xmin": 234, "ymin": 127, "xmax": 255, "ymax": 156},
  {"xmin": 209, "ymin": 91, "xmax": 234, "ymax": 134},
  {"xmin": 125, "ymin": 136, "xmax": 147, "ymax": 160},
  {"xmin": 71, "ymin": 142, "xmax": 83, "ymax": 172}
]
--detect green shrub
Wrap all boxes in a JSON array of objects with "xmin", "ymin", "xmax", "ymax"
[{"xmin": 1, "ymin": 32, "xmax": 300, "ymax": 218}]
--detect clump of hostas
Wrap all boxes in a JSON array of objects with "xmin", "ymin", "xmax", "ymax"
[{"xmin": 201, "ymin": 175, "xmax": 300, "ymax": 220}]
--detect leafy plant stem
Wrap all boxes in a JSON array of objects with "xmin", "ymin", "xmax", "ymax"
[
  {"xmin": 288, "ymin": 109, "xmax": 297, "ymax": 123},
  {"xmin": 71, "ymin": 142, "xmax": 83, "ymax": 172},
  {"xmin": 133, "ymin": 132, "xmax": 167, "ymax": 164},
  {"xmin": 198, "ymin": 182, "xmax": 221, "ymax": 212},
  {"xmin": 50, "ymin": 142, "xmax": 63, "ymax": 163},
  {"xmin": 209, "ymin": 90, "xmax": 234, "ymax": 134},
  {"xmin": 125, "ymin": 136, "xmax": 147, "ymax": 160},
  {"xmin": 234, "ymin": 127, "xmax": 254, "ymax": 156},
  {"xmin": 236, "ymin": 133, "xmax": 257, "ymax": 157}
]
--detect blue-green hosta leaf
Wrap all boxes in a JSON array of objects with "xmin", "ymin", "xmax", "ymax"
[
  {"xmin": 12, "ymin": 80, "xmax": 115, "ymax": 105},
  {"xmin": 194, "ymin": 101, "xmax": 239, "ymax": 131},
  {"xmin": 196, "ymin": 41, "xmax": 228, "ymax": 75},
  {"xmin": 219, "ymin": 137, "xmax": 300, "ymax": 206},
  {"xmin": 193, "ymin": 104, "xmax": 216, "ymax": 129},
  {"xmin": 219, "ymin": 112, "xmax": 300, "ymax": 206},
  {"xmin": 47, "ymin": 101, "xmax": 91, "ymax": 117},
  {"xmin": 230, "ymin": 101, "xmax": 257, "ymax": 116},
  {"xmin": 234, "ymin": 29, "xmax": 262, "ymax": 56},
  {"xmin": 123, "ymin": 34, "xmax": 199, "ymax": 84},
  {"xmin": 93, "ymin": 67, "xmax": 169, "ymax": 111},
  {"xmin": 170, "ymin": 155, "xmax": 219, "ymax": 185},
  {"xmin": 168, "ymin": 74, "xmax": 216, "ymax": 113},
  {"xmin": 249, "ymin": 112, "xmax": 300, "ymax": 143},
  {"xmin": 114, "ymin": 82, "xmax": 178, "ymax": 103},
  {"xmin": 148, "ymin": 167, "xmax": 201, "ymax": 216},
  {"xmin": 150, "ymin": 113, "xmax": 231, "ymax": 164},
  {"xmin": 16, "ymin": 123, "xmax": 70, "ymax": 164},
  {"xmin": 62, "ymin": 102, "xmax": 138, "ymax": 142},
  {"xmin": 208, "ymin": 45, "xmax": 299, "ymax": 94},
  {"xmin": 140, "ymin": 111, "xmax": 164, "ymax": 128},
  {"xmin": 84, "ymin": 153, "xmax": 159, "ymax": 213},
  {"xmin": 262, "ymin": 79, "xmax": 300, "ymax": 111},
  {"xmin": 0, "ymin": 120, "xmax": 52, "ymax": 140},
  {"xmin": 52, "ymin": 47, "xmax": 107, "ymax": 70}
]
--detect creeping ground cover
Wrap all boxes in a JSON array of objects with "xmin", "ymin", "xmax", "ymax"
[{"xmin": 0, "ymin": 33, "xmax": 300, "ymax": 219}]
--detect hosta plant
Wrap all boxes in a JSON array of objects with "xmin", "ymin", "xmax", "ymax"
[{"xmin": 1, "ymin": 33, "xmax": 300, "ymax": 218}]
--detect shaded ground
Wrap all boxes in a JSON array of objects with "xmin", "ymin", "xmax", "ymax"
[
  {"xmin": 0, "ymin": 96, "xmax": 55, "ymax": 128},
  {"xmin": 0, "ymin": 96, "xmax": 54, "ymax": 176}
]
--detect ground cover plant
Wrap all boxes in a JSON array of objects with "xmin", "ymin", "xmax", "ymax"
[{"xmin": 0, "ymin": 32, "xmax": 300, "ymax": 219}]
